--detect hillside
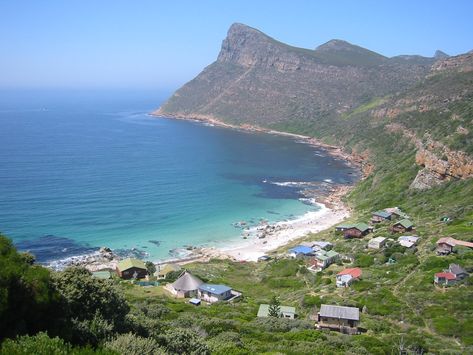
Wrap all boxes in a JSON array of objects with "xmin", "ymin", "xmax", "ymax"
[{"xmin": 155, "ymin": 23, "xmax": 436, "ymax": 125}]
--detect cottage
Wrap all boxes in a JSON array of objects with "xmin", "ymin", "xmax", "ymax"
[
  {"xmin": 343, "ymin": 223, "xmax": 372, "ymax": 238},
  {"xmin": 448, "ymin": 264, "xmax": 469, "ymax": 280},
  {"xmin": 368, "ymin": 236, "xmax": 386, "ymax": 249},
  {"xmin": 257, "ymin": 304, "xmax": 296, "ymax": 319},
  {"xmin": 335, "ymin": 224, "xmax": 353, "ymax": 232},
  {"xmin": 289, "ymin": 245, "xmax": 314, "ymax": 258},
  {"xmin": 434, "ymin": 272, "xmax": 457, "ymax": 286},
  {"xmin": 309, "ymin": 250, "xmax": 339, "ymax": 271},
  {"xmin": 384, "ymin": 207, "xmax": 407, "ymax": 219},
  {"xmin": 317, "ymin": 304, "xmax": 360, "ymax": 334},
  {"xmin": 391, "ymin": 219, "xmax": 414, "ymax": 233},
  {"xmin": 116, "ymin": 258, "xmax": 148, "ymax": 280},
  {"xmin": 436, "ymin": 237, "xmax": 473, "ymax": 255},
  {"xmin": 398, "ymin": 235, "xmax": 420, "ymax": 248},
  {"xmin": 336, "ymin": 268, "xmax": 362, "ymax": 287},
  {"xmin": 166, "ymin": 271, "xmax": 203, "ymax": 298},
  {"xmin": 312, "ymin": 241, "xmax": 333, "ymax": 251},
  {"xmin": 198, "ymin": 284, "xmax": 233, "ymax": 303},
  {"xmin": 371, "ymin": 210, "xmax": 392, "ymax": 223},
  {"xmin": 155, "ymin": 263, "xmax": 181, "ymax": 279}
]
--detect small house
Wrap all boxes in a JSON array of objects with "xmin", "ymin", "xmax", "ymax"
[
  {"xmin": 436, "ymin": 237, "xmax": 473, "ymax": 255},
  {"xmin": 116, "ymin": 258, "xmax": 148, "ymax": 280},
  {"xmin": 384, "ymin": 207, "xmax": 407, "ymax": 219},
  {"xmin": 368, "ymin": 236, "xmax": 386, "ymax": 249},
  {"xmin": 398, "ymin": 235, "xmax": 420, "ymax": 248},
  {"xmin": 434, "ymin": 272, "xmax": 457, "ymax": 286},
  {"xmin": 391, "ymin": 219, "xmax": 414, "ymax": 233},
  {"xmin": 371, "ymin": 210, "xmax": 392, "ymax": 223},
  {"xmin": 289, "ymin": 245, "xmax": 314, "ymax": 258},
  {"xmin": 155, "ymin": 263, "xmax": 181, "ymax": 279},
  {"xmin": 309, "ymin": 250, "xmax": 339, "ymax": 271},
  {"xmin": 335, "ymin": 224, "xmax": 353, "ymax": 232},
  {"xmin": 198, "ymin": 284, "xmax": 233, "ymax": 303},
  {"xmin": 343, "ymin": 223, "xmax": 373, "ymax": 238},
  {"xmin": 257, "ymin": 304, "xmax": 296, "ymax": 319},
  {"xmin": 166, "ymin": 271, "xmax": 203, "ymax": 298},
  {"xmin": 312, "ymin": 241, "xmax": 333, "ymax": 251},
  {"xmin": 448, "ymin": 264, "xmax": 469, "ymax": 280},
  {"xmin": 317, "ymin": 304, "xmax": 360, "ymax": 335},
  {"xmin": 336, "ymin": 268, "xmax": 362, "ymax": 287}
]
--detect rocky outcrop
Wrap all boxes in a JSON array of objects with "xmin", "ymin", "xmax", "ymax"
[
  {"xmin": 387, "ymin": 123, "xmax": 473, "ymax": 189},
  {"xmin": 431, "ymin": 52, "xmax": 473, "ymax": 73}
]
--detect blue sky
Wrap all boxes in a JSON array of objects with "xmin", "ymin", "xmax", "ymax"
[{"xmin": 1, "ymin": 0, "xmax": 472, "ymax": 91}]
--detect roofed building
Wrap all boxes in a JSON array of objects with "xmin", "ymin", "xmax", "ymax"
[
  {"xmin": 257, "ymin": 304, "xmax": 296, "ymax": 319},
  {"xmin": 371, "ymin": 210, "xmax": 392, "ymax": 223},
  {"xmin": 336, "ymin": 268, "xmax": 362, "ymax": 287},
  {"xmin": 391, "ymin": 219, "xmax": 414, "ymax": 233},
  {"xmin": 155, "ymin": 263, "xmax": 181, "ymax": 279},
  {"xmin": 368, "ymin": 236, "xmax": 386, "ymax": 249},
  {"xmin": 198, "ymin": 284, "xmax": 233, "ymax": 303},
  {"xmin": 398, "ymin": 235, "xmax": 420, "ymax": 248},
  {"xmin": 309, "ymin": 250, "xmax": 339, "ymax": 271},
  {"xmin": 166, "ymin": 271, "xmax": 203, "ymax": 298},
  {"xmin": 288, "ymin": 245, "xmax": 314, "ymax": 258},
  {"xmin": 343, "ymin": 223, "xmax": 373, "ymax": 238},
  {"xmin": 317, "ymin": 304, "xmax": 360, "ymax": 334},
  {"xmin": 434, "ymin": 272, "xmax": 457, "ymax": 286},
  {"xmin": 436, "ymin": 237, "xmax": 473, "ymax": 255},
  {"xmin": 116, "ymin": 258, "xmax": 148, "ymax": 280}
]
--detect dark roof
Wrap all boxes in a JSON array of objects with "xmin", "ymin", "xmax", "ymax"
[
  {"xmin": 319, "ymin": 304, "xmax": 360, "ymax": 321},
  {"xmin": 449, "ymin": 264, "xmax": 467, "ymax": 276}
]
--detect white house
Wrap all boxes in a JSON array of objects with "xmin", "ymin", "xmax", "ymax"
[
  {"xmin": 368, "ymin": 236, "xmax": 386, "ymax": 249},
  {"xmin": 398, "ymin": 235, "xmax": 420, "ymax": 248}
]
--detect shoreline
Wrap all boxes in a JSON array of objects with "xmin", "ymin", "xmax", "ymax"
[
  {"xmin": 150, "ymin": 111, "xmax": 372, "ymax": 178},
  {"xmin": 44, "ymin": 112, "xmax": 358, "ymax": 271}
]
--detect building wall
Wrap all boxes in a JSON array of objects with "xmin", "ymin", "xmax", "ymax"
[{"xmin": 118, "ymin": 267, "xmax": 147, "ymax": 280}]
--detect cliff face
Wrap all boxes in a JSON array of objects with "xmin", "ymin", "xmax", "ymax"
[
  {"xmin": 155, "ymin": 23, "xmax": 435, "ymax": 124},
  {"xmin": 155, "ymin": 23, "xmax": 473, "ymax": 190}
]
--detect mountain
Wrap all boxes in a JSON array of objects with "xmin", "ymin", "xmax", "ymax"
[{"xmin": 154, "ymin": 23, "xmax": 436, "ymax": 125}]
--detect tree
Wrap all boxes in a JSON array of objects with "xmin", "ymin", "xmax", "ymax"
[
  {"xmin": 0, "ymin": 235, "xmax": 64, "ymax": 340},
  {"xmin": 52, "ymin": 267, "xmax": 129, "ymax": 325},
  {"xmin": 145, "ymin": 261, "xmax": 156, "ymax": 275},
  {"xmin": 0, "ymin": 332, "xmax": 71, "ymax": 355},
  {"xmin": 268, "ymin": 295, "xmax": 281, "ymax": 318}
]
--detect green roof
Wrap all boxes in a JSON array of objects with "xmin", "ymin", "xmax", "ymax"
[
  {"xmin": 117, "ymin": 258, "xmax": 147, "ymax": 272},
  {"xmin": 257, "ymin": 304, "xmax": 296, "ymax": 317},
  {"xmin": 397, "ymin": 219, "xmax": 413, "ymax": 229},
  {"xmin": 155, "ymin": 263, "xmax": 181, "ymax": 277},
  {"xmin": 373, "ymin": 210, "xmax": 391, "ymax": 218},
  {"xmin": 326, "ymin": 250, "xmax": 339, "ymax": 258},
  {"xmin": 353, "ymin": 223, "xmax": 370, "ymax": 232},
  {"xmin": 336, "ymin": 224, "xmax": 354, "ymax": 229}
]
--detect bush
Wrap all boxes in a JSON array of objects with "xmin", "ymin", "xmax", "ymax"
[
  {"xmin": 206, "ymin": 332, "xmax": 245, "ymax": 354},
  {"xmin": 104, "ymin": 333, "xmax": 164, "ymax": 355},
  {"xmin": 162, "ymin": 328, "xmax": 210, "ymax": 355},
  {"xmin": 355, "ymin": 254, "xmax": 375, "ymax": 268},
  {"xmin": 0, "ymin": 332, "xmax": 71, "ymax": 355}
]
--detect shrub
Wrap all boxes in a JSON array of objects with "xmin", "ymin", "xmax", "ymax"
[
  {"xmin": 0, "ymin": 332, "xmax": 71, "ymax": 355},
  {"xmin": 104, "ymin": 333, "xmax": 164, "ymax": 355}
]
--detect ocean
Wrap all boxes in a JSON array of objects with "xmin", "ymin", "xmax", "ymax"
[{"xmin": 0, "ymin": 90, "xmax": 359, "ymax": 264}]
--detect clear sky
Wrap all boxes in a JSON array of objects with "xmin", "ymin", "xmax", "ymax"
[{"xmin": 1, "ymin": 0, "xmax": 472, "ymax": 91}]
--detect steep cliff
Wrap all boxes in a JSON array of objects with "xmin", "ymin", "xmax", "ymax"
[{"xmin": 155, "ymin": 23, "xmax": 435, "ymax": 125}]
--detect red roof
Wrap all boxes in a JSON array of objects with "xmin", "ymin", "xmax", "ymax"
[
  {"xmin": 435, "ymin": 272, "xmax": 456, "ymax": 280},
  {"xmin": 437, "ymin": 237, "xmax": 473, "ymax": 248},
  {"xmin": 337, "ymin": 267, "xmax": 362, "ymax": 278}
]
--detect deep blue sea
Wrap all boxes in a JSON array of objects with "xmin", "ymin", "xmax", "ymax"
[{"xmin": 0, "ymin": 90, "xmax": 359, "ymax": 264}]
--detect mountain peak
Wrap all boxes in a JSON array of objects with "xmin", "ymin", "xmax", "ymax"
[
  {"xmin": 315, "ymin": 39, "xmax": 357, "ymax": 52},
  {"xmin": 434, "ymin": 50, "xmax": 449, "ymax": 59}
]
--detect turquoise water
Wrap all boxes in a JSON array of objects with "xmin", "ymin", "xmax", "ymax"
[{"xmin": 0, "ymin": 90, "xmax": 359, "ymax": 263}]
